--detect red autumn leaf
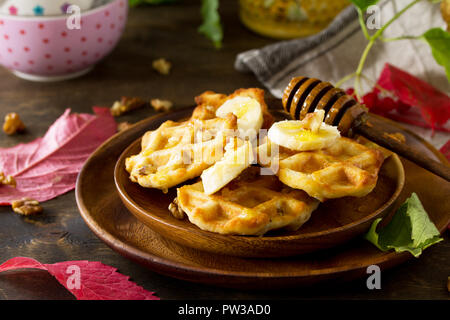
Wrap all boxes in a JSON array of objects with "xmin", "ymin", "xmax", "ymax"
[
  {"xmin": 0, "ymin": 107, "xmax": 116, "ymax": 205},
  {"xmin": 0, "ymin": 257, "xmax": 159, "ymax": 300},
  {"xmin": 440, "ymin": 140, "xmax": 450, "ymax": 162},
  {"xmin": 375, "ymin": 63, "xmax": 450, "ymax": 132}
]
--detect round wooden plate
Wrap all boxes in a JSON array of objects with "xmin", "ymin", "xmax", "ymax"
[
  {"xmin": 113, "ymin": 109, "xmax": 405, "ymax": 258},
  {"xmin": 76, "ymin": 108, "xmax": 450, "ymax": 289}
]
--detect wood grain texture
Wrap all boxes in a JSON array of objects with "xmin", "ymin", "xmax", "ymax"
[
  {"xmin": 112, "ymin": 108, "xmax": 405, "ymax": 258},
  {"xmin": 0, "ymin": 0, "xmax": 449, "ymax": 299},
  {"xmin": 76, "ymin": 109, "xmax": 449, "ymax": 289}
]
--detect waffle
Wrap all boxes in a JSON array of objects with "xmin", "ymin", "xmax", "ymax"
[
  {"xmin": 258, "ymin": 137, "xmax": 385, "ymax": 201},
  {"xmin": 126, "ymin": 114, "xmax": 238, "ymax": 193},
  {"xmin": 176, "ymin": 167, "xmax": 319, "ymax": 236}
]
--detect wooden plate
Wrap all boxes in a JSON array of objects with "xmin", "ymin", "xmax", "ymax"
[
  {"xmin": 76, "ymin": 108, "xmax": 450, "ymax": 289},
  {"xmin": 113, "ymin": 109, "xmax": 405, "ymax": 258}
]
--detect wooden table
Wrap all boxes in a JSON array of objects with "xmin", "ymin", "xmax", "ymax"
[{"xmin": 0, "ymin": 1, "xmax": 448, "ymax": 300}]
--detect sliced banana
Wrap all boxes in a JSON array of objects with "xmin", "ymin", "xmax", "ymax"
[
  {"xmin": 201, "ymin": 139, "xmax": 254, "ymax": 195},
  {"xmin": 268, "ymin": 110, "xmax": 340, "ymax": 151},
  {"xmin": 215, "ymin": 96, "xmax": 263, "ymax": 138}
]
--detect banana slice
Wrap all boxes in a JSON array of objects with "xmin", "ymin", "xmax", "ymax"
[
  {"xmin": 268, "ymin": 110, "xmax": 340, "ymax": 151},
  {"xmin": 215, "ymin": 96, "xmax": 263, "ymax": 137},
  {"xmin": 201, "ymin": 139, "xmax": 254, "ymax": 195}
]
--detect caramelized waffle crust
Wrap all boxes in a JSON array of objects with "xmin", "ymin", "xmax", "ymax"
[
  {"xmin": 125, "ymin": 88, "xmax": 273, "ymax": 193},
  {"xmin": 176, "ymin": 167, "xmax": 319, "ymax": 236},
  {"xmin": 258, "ymin": 137, "xmax": 385, "ymax": 201}
]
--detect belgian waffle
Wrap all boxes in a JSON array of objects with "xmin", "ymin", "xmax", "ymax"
[
  {"xmin": 258, "ymin": 137, "xmax": 385, "ymax": 201},
  {"xmin": 175, "ymin": 167, "xmax": 319, "ymax": 235}
]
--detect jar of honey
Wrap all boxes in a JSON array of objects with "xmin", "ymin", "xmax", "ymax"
[{"xmin": 239, "ymin": 0, "xmax": 350, "ymax": 39}]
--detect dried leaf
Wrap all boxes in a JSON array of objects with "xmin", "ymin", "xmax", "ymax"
[
  {"xmin": 376, "ymin": 63, "xmax": 450, "ymax": 132},
  {"xmin": 440, "ymin": 139, "xmax": 450, "ymax": 161},
  {"xmin": 356, "ymin": 64, "xmax": 450, "ymax": 133},
  {"xmin": 0, "ymin": 108, "xmax": 116, "ymax": 205},
  {"xmin": 0, "ymin": 257, "xmax": 159, "ymax": 300}
]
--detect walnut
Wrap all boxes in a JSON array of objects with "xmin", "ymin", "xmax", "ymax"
[
  {"xmin": 117, "ymin": 121, "xmax": 132, "ymax": 132},
  {"xmin": 0, "ymin": 172, "xmax": 16, "ymax": 187},
  {"xmin": 3, "ymin": 112, "xmax": 25, "ymax": 135},
  {"xmin": 151, "ymin": 99, "xmax": 173, "ymax": 112},
  {"xmin": 442, "ymin": 0, "xmax": 450, "ymax": 31},
  {"xmin": 11, "ymin": 198, "xmax": 43, "ymax": 216},
  {"xmin": 152, "ymin": 58, "xmax": 171, "ymax": 75},
  {"xmin": 110, "ymin": 97, "xmax": 146, "ymax": 116},
  {"xmin": 168, "ymin": 198, "xmax": 184, "ymax": 220},
  {"xmin": 384, "ymin": 132, "xmax": 406, "ymax": 144}
]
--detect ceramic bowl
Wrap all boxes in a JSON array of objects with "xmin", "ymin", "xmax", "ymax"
[
  {"xmin": 0, "ymin": 0, "xmax": 128, "ymax": 82},
  {"xmin": 0, "ymin": 1, "xmax": 95, "ymax": 16}
]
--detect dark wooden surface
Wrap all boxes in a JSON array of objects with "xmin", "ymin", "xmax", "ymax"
[{"xmin": 0, "ymin": 0, "xmax": 449, "ymax": 300}]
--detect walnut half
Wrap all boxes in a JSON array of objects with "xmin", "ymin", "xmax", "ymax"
[
  {"xmin": 168, "ymin": 198, "xmax": 184, "ymax": 220},
  {"xmin": 0, "ymin": 172, "xmax": 16, "ymax": 187},
  {"xmin": 11, "ymin": 198, "xmax": 43, "ymax": 216},
  {"xmin": 110, "ymin": 97, "xmax": 146, "ymax": 117},
  {"xmin": 151, "ymin": 99, "xmax": 173, "ymax": 112},
  {"xmin": 152, "ymin": 58, "xmax": 171, "ymax": 75},
  {"xmin": 3, "ymin": 112, "xmax": 25, "ymax": 135}
]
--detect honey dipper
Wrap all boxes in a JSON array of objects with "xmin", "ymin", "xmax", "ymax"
[{"xmin": 282, "ymin": 76, "xmax": 450, "ymax": 182}]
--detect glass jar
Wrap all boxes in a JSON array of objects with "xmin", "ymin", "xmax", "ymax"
[{"xmin": 239, "ymin": 0, "xmax": 350, "ymax": 39}]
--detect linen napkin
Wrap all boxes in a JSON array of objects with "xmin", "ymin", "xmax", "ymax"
[{"xmin": 235, "ymin": 0, "xmax": 450, "ymax": 149}]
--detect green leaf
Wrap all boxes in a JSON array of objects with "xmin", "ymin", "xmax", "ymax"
[
  {"xmin": 365, "ymin": 193, "xmax": 443, "ymax": 257},
  {"xmin": 198, "ymin": 0, "xmax": 223, "ymax": 49},
  {"xmin": 349, "ymin": 0, "xmax": 380, "ymax": 11},
  {"xmin": 422, "ymin": 28, "xmax": 450, "ymax": 81}
]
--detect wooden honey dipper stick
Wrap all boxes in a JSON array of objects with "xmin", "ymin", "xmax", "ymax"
[{"xmin": 282, "ymin": 76, "xmax": 450, "ymax": 182}]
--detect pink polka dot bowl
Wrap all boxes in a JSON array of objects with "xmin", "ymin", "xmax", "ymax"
[{"xmin": 0, "ymin": 0, "xmax": 128, "ymax": 82}]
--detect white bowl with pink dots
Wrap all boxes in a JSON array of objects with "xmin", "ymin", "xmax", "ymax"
[{"xmin": 0, "ymin": 0, "xmax": 128, "ymax": 82}]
